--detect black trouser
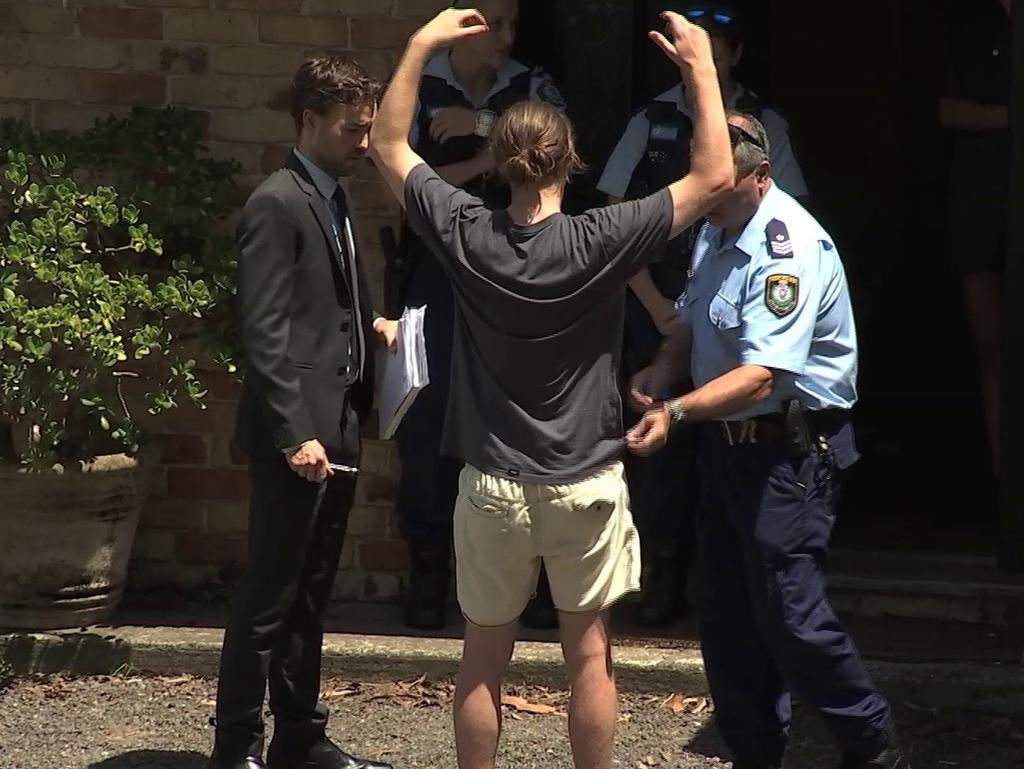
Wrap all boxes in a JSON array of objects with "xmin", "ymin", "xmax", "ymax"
[{"xmin": 214, "ymin": 454, "xmax": 356, "ymax": 760}]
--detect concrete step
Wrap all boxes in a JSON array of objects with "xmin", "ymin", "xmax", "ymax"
[{"xmin": 827, "ymin": 549, "xmax": 1024, "ymax": 626}]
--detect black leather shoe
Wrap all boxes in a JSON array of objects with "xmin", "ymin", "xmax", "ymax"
[
  {"xmin": 402, "ymin": 540, "xmax": 449, "ymax": 631},
  {"xmin": 207, "ymin": 755, "xmax": 266, "ymax": 769},
  {"xmin": 520, "ymin": 569, "xmax": 558, "ymax": 630},
  {"xmin": 839, "ymin": 746, "xmax": 910, "ymax": 769},
  {"xmin": 267, "ymin": 737, "xmax": 392, "ymax": 769}
]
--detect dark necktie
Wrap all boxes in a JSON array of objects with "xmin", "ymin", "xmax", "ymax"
[{"xmin": 331, "ymin": 186, "xmax": 365, "ymax": 380}]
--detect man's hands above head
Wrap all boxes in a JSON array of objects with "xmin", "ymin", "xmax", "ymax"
[{"xmin": 412, "ymin": 7, "xmax": 490, "ymax": 53}]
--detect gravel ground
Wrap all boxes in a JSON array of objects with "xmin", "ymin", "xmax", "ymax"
[{"xmin": 0, "ymin": 673, "xmax": 1022, "ymax": 769}]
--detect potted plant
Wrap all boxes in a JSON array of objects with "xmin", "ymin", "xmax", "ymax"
[{"xmin": 0, "ymin": 109, "xmax": 239, "ymax": 630}]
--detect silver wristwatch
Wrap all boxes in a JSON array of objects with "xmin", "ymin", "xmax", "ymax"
[
  {"xmin": 474, "ymin": 109, "xmax": 496, "ymax": 138},
  {"xmin": 665, "ymin": 398, "xmax": 688, "ymax": 429}
]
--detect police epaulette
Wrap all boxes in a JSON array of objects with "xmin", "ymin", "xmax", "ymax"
[{"xmin": 766, "ymin": 219, "xmax": 794, "ymax": 259}]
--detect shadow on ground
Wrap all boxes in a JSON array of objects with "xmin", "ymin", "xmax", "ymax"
[{"xmin": 88, "ymin": 750, "xmax": 207, "ymax": 769}]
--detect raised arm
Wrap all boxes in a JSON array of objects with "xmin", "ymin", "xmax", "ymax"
[
  {"xmin": 369, "ymin": 8, "xmax": 490, "ymax": 205},
  {"xmin": 651, "ymin": 12, "xmax": 734, "ymax": 239}
]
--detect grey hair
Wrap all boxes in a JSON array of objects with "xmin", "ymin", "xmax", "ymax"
[{"xmin": 727, "ymin": 110, "xmax": 771, "ymax": 178}]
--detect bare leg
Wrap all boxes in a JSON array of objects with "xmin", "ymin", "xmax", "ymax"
[
  {"xmin": 559, "ymin": 609, "xmax": 616, "ymax": 769},
  {"xmin": 963, "ymin": 272, "xmax": 1005, "ymax": 475},
  {"xmin": 453, "ymin": 620, "xmax": 518, "ymax": 769}
]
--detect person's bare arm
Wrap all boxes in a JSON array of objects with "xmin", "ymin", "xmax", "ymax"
[
  {"xmin": 939, "ymin": 98, "xmax": 1009, "ymax": 130},
  {"xmin": 628, "ymin": 322, "xmax": 693, "ymax": 412},
  {"xmin": 649, "ymin": 13, "xmax": 734, "ymax": 240},
  {"xmin": 369, "ymin": 8, "xmax": 490, "ymax": 206}
]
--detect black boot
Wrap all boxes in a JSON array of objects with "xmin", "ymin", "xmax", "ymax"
[
  {"xmin": 403, "ymin": 540, "xmax": 450, "ymax": 631},
  {"xmin": 839, "ymin": 746, "xmax": 911, "ymax": 769},
  {"xmin": 635, "ymin": 552, "xmax": 689, "ymax": 628},
  {"xmin": 520, "ymin": 567, "xmax": 558, "ymax": 630}
]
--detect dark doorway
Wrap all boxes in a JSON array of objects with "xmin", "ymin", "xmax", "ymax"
[{"xmin": 514, "ymin": 0, "xmax": 1002, "ymax": 555}]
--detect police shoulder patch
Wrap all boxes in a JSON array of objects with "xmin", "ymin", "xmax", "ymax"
[
  {"xmin": 765, "ymin": 218, "xmax": 794, "ymax": 259},
  {"xmin": 533, "ymin": 71, "xmax": 566, "ymax": 109},
  {"xmin": 765, "ymin": 274, "xmax": 799, "ymax": 318}
]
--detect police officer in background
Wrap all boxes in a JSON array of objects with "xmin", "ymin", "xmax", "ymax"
[
  {"xmin": 395, "ymin": 0, "xmax": 567, "ymax": 630},
  {"xmin": 626, "ymin": 112, "xmax": 908, "ymax": 769},
  {"xmin": 596, "ymin": 2, "xmax": 808, "ymax": 627}
]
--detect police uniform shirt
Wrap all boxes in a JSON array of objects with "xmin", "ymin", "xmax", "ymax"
[
  {"xmin": 677, "ymin": 183, "xmax": 857, "ymax": 420},
  {"xmin": 597, "ymin": 84, "xmax": 808, "ymax": 201},
  {"xmin": 408, "ymin": 52, "xmax": 567, "ymax": 150}
]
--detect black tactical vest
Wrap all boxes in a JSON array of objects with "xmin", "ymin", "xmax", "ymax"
[
  {"xmin": 623, "ymin": 90, "xmax": 763, "ymax": 298},
  {"xmin": 414, "ymin": 68, "xmax": 533, "ymax": 206}
]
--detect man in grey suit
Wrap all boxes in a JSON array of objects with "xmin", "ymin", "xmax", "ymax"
[{"xmin": 212, "ymin": 56, "xmax": 397, "ymax": 769}]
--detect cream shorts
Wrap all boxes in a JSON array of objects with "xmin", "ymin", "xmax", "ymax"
[{"xmin": 453, "ymin": 461, "xmax": 641, "ymax": 627}]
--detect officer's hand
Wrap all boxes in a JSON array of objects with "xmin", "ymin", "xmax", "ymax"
[
  {"xmin": 626, "ymin": 406, "xmax": 671, "ymax": 456},
  {"xmin": 649, "ymin": 11, "xmax": 713, "ymax": 72},
  {"xmin": 413, "ymin": 8, "xmax": 490, "ymax": 51},
  {"xmin": 287, "ymin": 439, "xmax": 333, "ymax": 483},
  {"xmin": 374, "ymin": 318, "xmax": 399, "ymax": 352},
  {"xmin": 430, "ymin": 107, "xmax": 478, "ymax": 144},
  {"xmin": 628, "ymin": 367, "xmax": 658, "ymax": 413}
]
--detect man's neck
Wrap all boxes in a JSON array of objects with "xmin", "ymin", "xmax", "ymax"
[
  {"xmin": 295, "ymin": 140, "xmax": 335, "ymax": 179},
  {"xmin": 450, "ymin": 49, "xmax": 497, "ymax": 103},
  {"xmin": 507, "ymin": 183, "xmax": 563, "ymax": 226}
]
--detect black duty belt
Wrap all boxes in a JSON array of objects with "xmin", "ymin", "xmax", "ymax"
[{"xmin": 717, "ymin": 409, "xmax": 850, "ymax": 448}]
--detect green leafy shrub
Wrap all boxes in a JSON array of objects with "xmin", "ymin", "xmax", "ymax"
[{"xmin": 0, "ymin": 108, "xmax": 240, "ymax": 469}]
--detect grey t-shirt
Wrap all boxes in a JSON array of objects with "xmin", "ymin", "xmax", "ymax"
[{"xmin": 404, "ymin": 163, "xmax": 673, "ymax": 484}]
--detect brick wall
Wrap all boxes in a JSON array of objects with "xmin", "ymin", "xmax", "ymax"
[{"xmin": 0, "ymin": 0, "xmax": 450, "ymax": 602}]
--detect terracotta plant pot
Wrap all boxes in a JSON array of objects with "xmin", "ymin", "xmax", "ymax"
[{"xmin": 0, "ymin": 454, "xmax": 143, "ymax": 630}]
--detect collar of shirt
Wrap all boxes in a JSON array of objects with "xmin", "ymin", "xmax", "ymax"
[
  {"xmin": 292, "ymin": 147, "xmax": 341, "ymax": 204},
  {"xmin": 424, "ymin": 52, "xmax": 530, "ymax": 108},
  {"xmin": 663, "ymin": 82, "xmax": 749, "ymax": 117},
  {"xmin": 699, "ymin": 181, "xmax": 783, "ymax": 259}
]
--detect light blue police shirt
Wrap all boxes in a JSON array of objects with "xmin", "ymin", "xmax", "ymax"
[{"xmin": 676, "ymin": 183, "xmax": 858, "ymax": 420}]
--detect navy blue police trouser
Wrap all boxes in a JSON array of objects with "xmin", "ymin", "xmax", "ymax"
[
  {"xmin": 394, "ymin": 250, "xmax": 462, "ymax": 545},
  {"xmin": 696, "ymin": 423, "xmax": 892, "ymax": 766}
]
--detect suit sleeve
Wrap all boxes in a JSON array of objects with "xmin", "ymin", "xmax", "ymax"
[{"xmin": 236, "ymin": 192, "xmax": 316, "ymax": 451}]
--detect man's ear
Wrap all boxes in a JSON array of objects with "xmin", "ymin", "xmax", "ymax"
[
  {"xmin": 756, "ymin": 160, "xmax": 771, "ymax": 184},
  {"xmin": 302, "ymin": 108, "xmax": 318, "ymax": 132}
]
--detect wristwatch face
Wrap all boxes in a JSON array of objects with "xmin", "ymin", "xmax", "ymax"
[{"xmin": 475, "ymin": 110, "xmax": 494, "ymax": 137}]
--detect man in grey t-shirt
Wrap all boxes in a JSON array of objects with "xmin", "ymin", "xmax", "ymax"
[{"xmin": 370, "ymin": 8, "xmax": 733, "ymax": 769}]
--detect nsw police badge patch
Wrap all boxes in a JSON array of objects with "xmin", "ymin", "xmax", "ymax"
[{"xmin": 765, "ymin": 274, "xmax": 799, "ymax": 317}]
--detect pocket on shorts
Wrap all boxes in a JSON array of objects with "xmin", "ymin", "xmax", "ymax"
[{"xmin": 465, "ymin": 492, "xmax": 512, "ymax": 518}]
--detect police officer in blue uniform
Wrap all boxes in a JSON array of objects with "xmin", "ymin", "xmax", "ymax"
[
  {"xmin": 626, "ymin": 112, "xmax": 909, "ymax": 769},
  {"xmin": 396, "ymin": 0, "xmax": 567, "ymax": 630},
  {"xmin": 597, "ymin": 3, "xmax": 808, "ymax": 627}
]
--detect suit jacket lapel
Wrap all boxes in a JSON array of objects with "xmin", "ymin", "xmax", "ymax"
[{"xmin": 285, "ymin": 154, "xmax": 350, "ymax": 283}]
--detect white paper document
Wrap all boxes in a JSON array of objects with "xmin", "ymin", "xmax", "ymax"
[{"xmin": 377, "ymin": 305, "xmax": 429, "ymax": 441}]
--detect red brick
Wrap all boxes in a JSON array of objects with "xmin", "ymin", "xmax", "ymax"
[
  {"xmin": 166, "ymin": 10, "xmax": 258, "ymax": 44},
  {"xmin": 261, "ymin": 143, "xmax": 292, "ymax": 173},
  {"xmin": 175, "ymin": 531, "xmax": 247, "ymax": 565},
  {"xmin": 346, "ymin": 505, "xmax": 387, "ymax": 537},
  {"xmin": 77, "ymin": 72, "xmax": 166, "ymax": 105},
  {"xmin": 0, "ymin": 68, "xmax": 77, "ymax": 102},
  {"xmin": 260, "ymin": 14, "xmax": 349, "ymax": 47},
  {"xmin": 160, "ymin": 433, "xmax": 209, "ymax": 466},
  {"xmin": 144, "ymin": 465, "xmax": 168, "ymax": 498},
  {"xmin": 211, "ymin": 108, "xmax": 294, "ymax": 143},
  {"xmin": 160, "ymin": 401, "xmax": 236, "ymax": 435},
  {"xmin": 126, "ymin": 42, "xmax": 209, "ymax": 75},
  {"xmin": 140, "ymin": 498, "xmax": 205, "ymax": 530},
  {"xmin": 134, "ymin": 529, "xmax": 177, "ymax": 561},
  {"xmin": 394, "ymin": 0, "xmax": 448, "ymax": 17},
  {"xmin": 207, "ymin": 141, "xmax": 262, "ymax": 175},
  {"xmin": 219, "ymin": 0, "xmax": 303, "ymax": 10},
  {"xmin": 35, "ymin": 103, "xmax": 129, "ymax": 132},
  {"xmin": 79, "ymin": 7, "xmax": 163, "ymax": 39},
  {"xmin": 307, "ymin": 0, "xmax": 391, "ymax": 14},
  {"xmin": 0, "ymin": 6, "xmax": 74, "ymax": 36},
  {"xmin": 260, "ymin": 77, "xmax": 291, "ymax": 111},
  {"xmin": 167, "ymin": 467, "xmax": 249, "ymax": 501},
  {"xmin": 0, "ymin": 100, "xmax": 29, "ymax": 121},
  {"xmin": 213, "ymin": 44, "xmax": 305, "ymax": 76},
  {"xmin": 350, "ymin": 17, "xmax": 421, "ymax": 49},
  {"xmin": 347, "ymin": 178, "xmax": 400, "ymax": 213},
  {"xmin": 205, "ymin": 501, "xmax": 249, "ymax": 533},
  {"xmin": 0, "ymin": 37, "xmax": 27, "ymax": 65},
  {"xmin": 358, "ymin": 539, "xmax": 409, "ymax": 572},
  {"xmin": 30, "ymin": 37, "xmax": 122, "ymax": 70},
  {"xmin": 355, "ymin": 473, "xmax": 398, "ymax": 507},
  {"xmin": 127, "ymin": 0, "xmax": 208, "ymax": 7},
  {"xmin": 169, "ymin": 75, "xmax": 258, "ymax": 109}
]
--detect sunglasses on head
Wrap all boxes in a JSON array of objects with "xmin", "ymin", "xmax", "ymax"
[
  {"xmin": 728, "ymin": 122, "xmax": 767, "ymax": 153},
  {"xmin": 684, "ymin": 8, "xmax": 736, "ymax": 25}
]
